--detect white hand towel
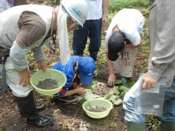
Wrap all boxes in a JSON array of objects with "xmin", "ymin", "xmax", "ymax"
[{"xmin": 57, "ymin": 5, "xmax": 70, "ymax": 65}]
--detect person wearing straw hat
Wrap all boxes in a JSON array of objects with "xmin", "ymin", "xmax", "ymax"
[
  {"xmin": 52, "ymin": 55, "xmax": 96, "ymax": 102},
  {"xmin": 0, "ymin": 0, "xmax": 88, "ymax": 127}
]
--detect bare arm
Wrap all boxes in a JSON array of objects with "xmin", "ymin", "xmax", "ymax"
[
  {"xmin": 107, "ymin": 53, "xmax": 115, "ymax": 75},
  {"xmin": 106, "ymin": 52, "xmax": 116, "ymax": 86},
  {"xmin": 102, "ymin": 0, "xmax": 109, "ymax": 26},
  {"xmin": 64, "ymin": 87, "xmax": 86, "ymax": 96},
  {"xmin": 102, "ymin": 0, "xmax": 109, "ymax": 16}
]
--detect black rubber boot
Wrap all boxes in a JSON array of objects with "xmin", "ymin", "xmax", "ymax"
[
  {"xmin": 127, "ymin": 122, "xmax": 146, "ymax": 131},
  {"xmin": 16, "ymin": 103, "xmax": 46, "ymax": 117},
  {"xmin": 160, "ymin": 121, "xmax": 175, "ymax": 131},
  {"xmin": 15, "ymin": 91, "xmax": 53, "ymax": 127}
]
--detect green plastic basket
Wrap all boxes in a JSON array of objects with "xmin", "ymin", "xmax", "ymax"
[
  {"xmin": 30, "ymin": 69, "xmax": 66, "ymax": 96},
  {"xmin": 82, "ymin": 98, "xmax": 113, "ymax": 119}
]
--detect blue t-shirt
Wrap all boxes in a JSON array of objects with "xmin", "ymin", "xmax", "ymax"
[{"xmin": 52, "ymin": 55, "xmax": 80, "ymax": 96}]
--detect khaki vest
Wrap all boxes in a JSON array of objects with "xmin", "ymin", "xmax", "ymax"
[{"xmin": 0, "ymin": 5, "xmax": 53, "ymax": 49}]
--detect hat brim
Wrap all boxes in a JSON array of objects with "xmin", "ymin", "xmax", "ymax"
[
  {"xmin": 108, "ymin": 52, "xmax": 119, "ymax": 61},
  {"xmin": 80, "ymin": 73, "xmax": 93, "ymax": 84}
]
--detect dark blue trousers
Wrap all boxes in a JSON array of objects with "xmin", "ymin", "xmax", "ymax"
[{"xmin": 72, "ymin": 18, "xmax": 102, "ymax": 61}]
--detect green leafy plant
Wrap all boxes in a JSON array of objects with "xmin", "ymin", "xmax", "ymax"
[
  {"xmin": 115, "ymin": 79, "xmax": 124, "ymax": 85},
  {"xmin": 0, "ymin": 125, "xmax": 4, "ymax": 131},
  {"xmin": 109, "ymin": 0, "xmax": 149, "ymax": 13},
  {"xmin": 146, "ymin": 115, "xmax": 161, "ymax": 131}
]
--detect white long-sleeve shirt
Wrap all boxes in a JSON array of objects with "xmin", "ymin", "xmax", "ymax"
[{"xmin": 105, "ymin": 8, "xmax": 145, "ymax": 51}]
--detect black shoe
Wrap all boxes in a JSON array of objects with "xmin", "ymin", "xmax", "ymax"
[
  {"xmin": 27, "ymin": 114, "xmax": 53, "ymax": 127},
  {"xmin": 15, "ymin": 91, "xmax": 53, "ymax": 127},
  {"xmin": 57, "ymin": 95, "xmax": 78, "ymax": 103}
]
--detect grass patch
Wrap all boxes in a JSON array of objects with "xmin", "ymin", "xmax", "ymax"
[{"xmin": 109, "ymin": 0, "xmax": 149, "ymax": 13}]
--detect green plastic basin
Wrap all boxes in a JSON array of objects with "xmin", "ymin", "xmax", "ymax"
[
  {"xmin": 30, "ymin": 69, "xmax": 66, "ymax": 96},
  {"xmin": 82, "ymin": 98, "xmax": 113, "ymax": 119}
]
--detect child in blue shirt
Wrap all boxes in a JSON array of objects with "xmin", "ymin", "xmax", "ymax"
[{"xmin": 52, "ymin": 55, "xmax": 96, "ymax": 102}]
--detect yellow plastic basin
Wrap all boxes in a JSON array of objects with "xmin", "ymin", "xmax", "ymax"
[
  {"xmin": 30, "ymin": 69, "xmax": 66, "ymax": 96},
  {"xmin": 82, "ymin": 98, "xmax": 113, "ymax": 119}
]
